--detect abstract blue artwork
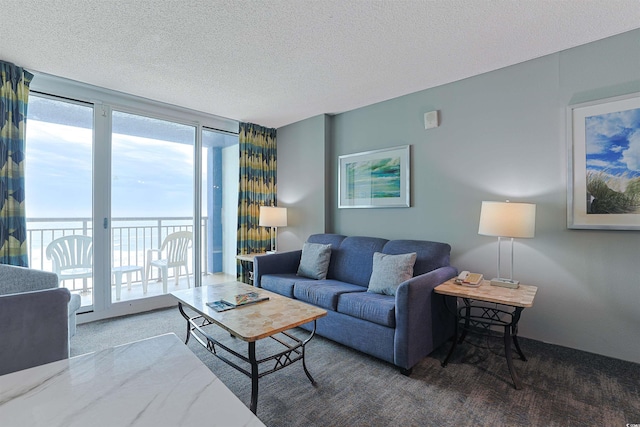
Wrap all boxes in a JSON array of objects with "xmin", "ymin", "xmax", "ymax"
[{"xmin": 339, "ymin": 145, "xmax": 410, "ymax": 208}]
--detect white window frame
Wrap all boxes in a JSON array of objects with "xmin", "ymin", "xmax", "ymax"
[{"xmin": 29, "ymin": 71, "xmax": 238, "ymax": 323}]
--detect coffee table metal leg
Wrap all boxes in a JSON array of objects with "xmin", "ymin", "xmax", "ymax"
[
  {"xmin": 178, "ymin": 303, "xmax": 192, "ymax": 345},
  {"xmin": 302, "ymin": 320, "xmax": 318, "ymax": 385},
  {"xmin": 249, "ymin": 342, "xmax": 259, "ymax": 414}
]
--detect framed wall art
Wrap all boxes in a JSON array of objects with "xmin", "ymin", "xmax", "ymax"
[
  {"xmin": 338, "ymin": 145, "xmax": 410, "ymax": 209},
  {"xmin": 567, "ymin": 92, "xmax": 640, "ymax": 230}
]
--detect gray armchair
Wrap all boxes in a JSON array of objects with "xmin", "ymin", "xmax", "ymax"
[
  {"xmin": 0, "ymin": 264, "xmax": 81, "ymax": 337},
  {"xmin": 0, "ymin": 287, "xmax": 70, "ymax": 375}
]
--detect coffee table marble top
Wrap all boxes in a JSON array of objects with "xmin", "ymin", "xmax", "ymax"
[
  {"xmin": 434, "ymin": 279, "xmax": 538, "ymax": 308},
  {"xmin": 0, "ymin": 333, "xmax": 264, "ymax": 427},
  {"xmin": 172, "ymin": 281, "xmax": 327, "ymax": 341}
]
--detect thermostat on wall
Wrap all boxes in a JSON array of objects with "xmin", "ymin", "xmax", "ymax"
[{"xmin": 424, "ymin": 110, "xmax": 439, "ymax": 129}]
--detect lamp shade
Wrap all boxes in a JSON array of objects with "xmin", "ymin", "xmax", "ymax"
[
  {"xmin": 478, "ymin": 201, "xmax": 536, "ymax": 238},
  {"xmin": 259, "ymin": 206, "xmax": 287, "ymax": 227}
]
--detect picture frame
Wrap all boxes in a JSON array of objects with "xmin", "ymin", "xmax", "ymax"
[
  {"xmin": 567, "ymin": 92, "xmax": 640, "ymax": 230},
  {"xmin": 338, "ymin": 145, "xmax": 410, "ymax": 209}
]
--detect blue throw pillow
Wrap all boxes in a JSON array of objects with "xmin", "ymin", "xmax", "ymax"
[
  {"xmin": 297, "ymin": 243, "xmax": 332, "ymax": 280},
  {"xmin": 367, "ymin": 252, "xmax": 417, "ymax": 296}
]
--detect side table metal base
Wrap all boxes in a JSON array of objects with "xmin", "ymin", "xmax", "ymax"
[{"xmin": 441, "ymin": 298, "xmax": 527, "ymax": 389}]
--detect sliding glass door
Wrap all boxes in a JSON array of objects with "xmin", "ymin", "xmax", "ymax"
[
  {"xmin": 25, "ymin": 82, "xmax": 239, "ymax": 319},
  {"xmin": 110, "ymin": 111, "xmax": 195, "ymax": 303},
  {"xmin": 202, "ymin": 129, "xmax": 239, "ymax": 279},
  {"xmin": 25, "ymin": 95, "xmax": 95, "ymax": 309}
]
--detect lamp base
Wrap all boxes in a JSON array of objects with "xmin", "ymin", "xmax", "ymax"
[{"xmin": 490, "ymin": 278, "xmax": 520, "ymax": 289}]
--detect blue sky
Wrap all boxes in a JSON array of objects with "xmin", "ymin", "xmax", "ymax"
[
  {"xmin": 585, "ymin": 107, "xmax": 640, "ymax": 179},
  {"xmin": 26, "ymin": 121, "xmax": 198, "ymax": 218}
]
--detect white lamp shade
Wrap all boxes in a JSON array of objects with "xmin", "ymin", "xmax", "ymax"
[
  {"xmin": 478, "ymin": 201, "xmax": 536, "ymax": 238},
  {"xmin": 259, "ymin": 206, "xmax": 287, "ymax": 227}
]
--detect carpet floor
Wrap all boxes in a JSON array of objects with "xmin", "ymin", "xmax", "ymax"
[{"xmin": 71, "ymin": 307, "xmax": 640, "ymax": 427}]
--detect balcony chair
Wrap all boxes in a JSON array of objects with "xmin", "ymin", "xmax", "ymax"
[
  {"xmin": 145, "ymin": 231, "xmax": 192, "ymax": 294},
  {"xmin": 46, "ymin": 235, "xmax": 93, "ymax": 293}
]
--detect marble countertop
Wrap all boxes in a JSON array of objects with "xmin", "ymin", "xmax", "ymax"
[{"xmin": 0, "ymin": 333, "xmax": 265, "ymax": 427}]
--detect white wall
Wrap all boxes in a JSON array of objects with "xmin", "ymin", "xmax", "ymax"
[{"xmin": 277, "ymin": 29, "xmax": 640, "ymax": 363}]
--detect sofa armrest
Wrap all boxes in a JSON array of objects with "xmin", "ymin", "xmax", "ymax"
[
  {"xmin": 254, "ymin": 250, "xmax": 302, "ymax": 287},
  {"xmin": 0, "ymin": 264, "xmax": 59, "ymax": 295},
  {"xmin": 0, "ymin": 287, "xmax": 71, "ymax": 375},
  {"xmin": 393, "ymin": 265, "xmax": 457, "ymax": 370}
]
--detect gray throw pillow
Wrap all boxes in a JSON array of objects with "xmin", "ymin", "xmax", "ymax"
[
  {"xmin": 367, "ymin": 252, "xmax": 417, "ymax": 296},
  {"xmin": 297, "ymin": 243, "xmax": 332, "ymax": 280}
]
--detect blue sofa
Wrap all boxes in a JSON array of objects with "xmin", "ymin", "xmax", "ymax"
[{"xmin": 254, "ymin": 234, "xmax": 457, "ymax": 374}]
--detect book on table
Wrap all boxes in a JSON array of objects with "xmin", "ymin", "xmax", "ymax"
[
  {"xmin": 206, "ymin": 292, "xmax": 269, "ymax": 312},
  {"xmin": 206, "ymin": 300, "xmax": 235, "ymax": 312},
  {"xmin": 223, "ymin": 291, "xmax": 269, "ymax": 307}
]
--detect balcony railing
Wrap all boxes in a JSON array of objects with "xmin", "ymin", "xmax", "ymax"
[{"xmin": 26, "ymin": 216, "xmax": 208, "ymax": 292}]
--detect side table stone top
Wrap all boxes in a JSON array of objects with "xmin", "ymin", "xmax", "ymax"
[
  {"xmin": 434, "ymin": 279, "xmax": 538, "ymax": 307},
  {"xmin": 235, "ymin": 253, "xmax": 267, "ymax": 262}
]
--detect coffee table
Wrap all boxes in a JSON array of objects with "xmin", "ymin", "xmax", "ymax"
[{"xmin": 171, "ymin": 281, "xmax": 327, "ymax": 414}]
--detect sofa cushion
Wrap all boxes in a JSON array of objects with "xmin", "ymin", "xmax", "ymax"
[
  {"xmin": 297, "ymin": 242, "xmax": 332, "ymax": 280},
  {"xmin": 337, "ymin": 291, "xmax": 396, "ymax": 327},
  {"xmin": 367, "ymin": 252, "xmax": 417, "ymax": 296},
  {"xmin": 260, "ymin": 274, "xmax": 299, "ymax": 298},
  {"xmin": 382, "ymin": 240, "xmax": 451, "ymax": 276},
  {"xmin": 307, "ymin": 234, "xmax": 347, "ymax": 280},
  {"xmin": 293, "ymin": 280, "xmax": 366, "ymax": 311},
  {"xmin": 329, "ymin": 236, "xmax": 388, "ymax": 286}
]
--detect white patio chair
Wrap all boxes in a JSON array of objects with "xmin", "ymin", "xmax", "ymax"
[
  {"xmin": 46, "ymin": 235, "xmax": 93, "ymax": 292},
  {"xmin": 144, "ymin": 231, "xmax": 192, "ymax": 294}
]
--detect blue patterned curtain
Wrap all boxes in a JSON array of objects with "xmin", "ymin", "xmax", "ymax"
[
  {"xmin": 0, "ymin": 61, "xmax": 33, "ymax": 266},
  {"xmin": 237, "ymin": 122, "xmax": 277, "ymax": 281}
]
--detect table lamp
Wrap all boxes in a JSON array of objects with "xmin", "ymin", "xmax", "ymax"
[
  {"xmin": 259, "ymin": 206, "xmax": 287, "ymax": 253},
  {"xmin": 478, "ymin": 200, "xmax": 536, "ymax": 288}
]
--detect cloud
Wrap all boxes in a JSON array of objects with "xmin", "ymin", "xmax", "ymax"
[
  {"xmin": 611, "ymin": 145, "xmax": 624, "ymax": 153},
  {"xmin": 621, "ymin": 129, "xmax": 640, "ymax": 172},
  {"xmin": 586, "ymin": 159, "xmax": 612, "ymax": 168},
  {"xmin": 27, "ymin": 120, "xmax": 204, "ymax": 218},
  {"xmin": 585, "ymin": 108, "xmax": 640, "ymax": 155}
]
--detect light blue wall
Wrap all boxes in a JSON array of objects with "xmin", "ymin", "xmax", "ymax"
[
  {"xmin": 277, "ymin": 114, "xmax": 330, "ymax": 251},
  {"xmin": 278, "ymin": 29, "xmax": 640, "ymax": 363}
]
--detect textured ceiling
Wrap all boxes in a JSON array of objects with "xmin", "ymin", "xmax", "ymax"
[{"xmin": 2, "ymin": 0, "xmax": 639, "ymax": 128}]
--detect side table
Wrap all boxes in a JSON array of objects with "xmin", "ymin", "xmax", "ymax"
[
  {"xmin": 235, "ymin": 253, "xmax": 266, "ymax": 284},
  {"xmin": 434, "ymin": 279, "xmax": 538, "ymax": 389}
]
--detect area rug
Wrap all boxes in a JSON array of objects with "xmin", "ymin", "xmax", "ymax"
[{"xmin": 71, "ymin": 307, "xmax": 640, "ymax": 427}]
